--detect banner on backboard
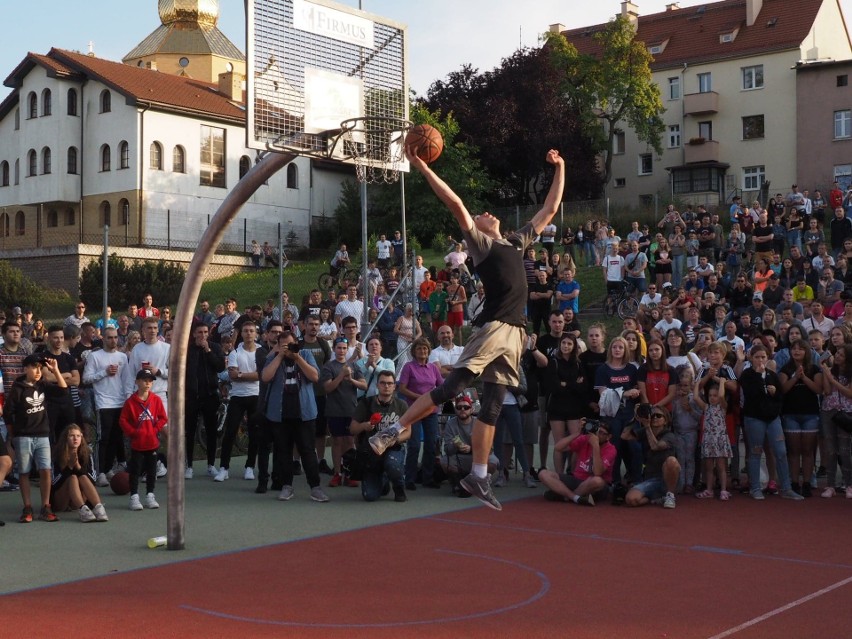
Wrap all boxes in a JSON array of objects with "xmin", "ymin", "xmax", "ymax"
[{"xmin": 293, "ymin": 0, "xmax": 375, "ymax": 49}]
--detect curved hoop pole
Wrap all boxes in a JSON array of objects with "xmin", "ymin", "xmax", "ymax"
[{"xmin": 166, "ymin": 151, "xmax": 296, "ymax": 550}]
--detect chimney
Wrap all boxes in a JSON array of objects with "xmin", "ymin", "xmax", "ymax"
[
  {"xmin": 549, "ymin": 23, "xmax": 566, "ymax": 34},
  {"xmin": 746, "ymin": 0, "xmax": 763, "ymax": 27},
  {"xmin": 666, "ymin": 2, "xmax": 680, "ymax": 10},
  {"xmin": 218, "ymin": 71, "xmax": 243, "ymax": 100},
  {"xmin": 621, "ymin": 1, "xmax": 639, "ymax": 30}
]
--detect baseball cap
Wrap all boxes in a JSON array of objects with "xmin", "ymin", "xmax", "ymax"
[
  {"xmin": 22, "ymin": 354, "xmax": 45, "ymax": 367},
  {"xmin": 136, "ymin": 368, "xmax": 156, "ymax": 380},
  {"xmin": 662, "ymin": 282, "xmax": 673, "ymax": 289},
  {"xmin": 455, "ymin": 395, "xmax": 472, "ymax": 407},
  {"xmin": 12, "ymin": 306, "xmax": 22, "ymax": 316},
  {"xmin": 752, "ymin": 291, "xmax": 763, "ymax": 301}
]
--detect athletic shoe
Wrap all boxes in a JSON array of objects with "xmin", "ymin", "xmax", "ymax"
[
  {"xmin": 145, "ymin": 493, "xmax": 160, "ymax": 509},
  {"xmin": 765, "ymin": 480, "xmax": 779, "ymax": 495},
  {"xmin": 780, "ymin": 489, "xmax": 804, "ymax": 501},
  {"xmin": 184, "ymin": 467, "xmax": 194, "ymax": 480},
  {"xmin": 528, "ymin": 467, "xmax": 540, "ymax": 481},
  {"xmin": 821, "ymin": 487, "xmax": 836, "ymax": 498},
  {"xmin": 493, "ymin": 473, "xmax": 506, "ymax": 488},
  {"xmin": 129, "ymin": 494, "xmax": 143, "ymax": 511},
  {"xmin": 156, "ymin": 460, "xmax": 167, "ymax": 478},
  {"xmin": 244, "ymin": 467, "xmax": 255, "ymax": 481},
  {"xmin": 207, "ymin": 465, "xmax": 218, "ymax": 477},
  {"xmin": 328, "ymin": 473, "xmax": 342, "ymax": 488},
  {"xmin": 310, "ymin": 487, "xmax": 330, "ymax": 503},
  {"xmin": 39, "ymin": 505, "xmax": 59, "ymax": 522},
  {"xmin": 369, "ymin": 426, "xmax": 400, "ymax": 456},
  {"xmin": 19, "ymin": 506, "xmax": 33, "ymax": 523},
  {"xmin": 344, "ymin": 477, "xmax": 359, "ymax": 488},
  {"xmin": 255, "ymin": 483, "xmax": 267, "ymax": 494},
  {"xmin": 817, "ymin": 465, "xmax": 827, "ymax": 478},
  {"xmin": 393, "ymin": 485, "xmax": 407, "ymax": 502},
  {"xmin": 460, "ymin": 473, "xmax": 502, "ymax": 511},
  {"xmin": 214, "ymin": 467, "xmax": 229, "ymax": 482},
  {"xmin": 96, "ymin": 472, "xmax": 109, "ymax": 487},
  {"xmin": 292, "ymin": 460, "xmax": 302, "ymax": 476},
  {"xmin": 92, "ymin": 503, "xmax": 109, "ymax": 522},
  {"xmin": 576, "ymin": 494, "xmax": 595, "ymax": 507},
  {"xmin": 277, "ymin": 485, "xmax": 294, "ymax": 501},
  {"xmin": 1, "ymin": 480, "xmax": 20, "ymax": 492},
  {"xmin": 750, "ymin": 490, "xmax": 765, "ymax": 501},
  {"xmin": 846, "ymin": 487, "xmax": 852, "ymax": 499},
  {"xmin": 79, "ymin": 505, "xmax": 96, "ymax": 523},
  {"xmin": 318, "ymin": 459, "xmax": 334, "ymax": 476},
  {"xmin": 522, "ymin": 472, "xmax": 537, "ymax": 489},
  {"xmin": 662, "ymin": 492, "xmax": 676, "ymax": 509}
]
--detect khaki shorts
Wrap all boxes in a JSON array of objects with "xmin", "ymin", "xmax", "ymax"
[{"xmin": 452, "ymin": 320, "xmax": 526, "ymax": 386}]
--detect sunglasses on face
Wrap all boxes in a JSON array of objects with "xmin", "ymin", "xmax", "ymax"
[
  {"xmin": 455, "ymin": 405, "xmax": 471, "ymax": 411},
  {"xmin": 651, "ymin": 413, "xmax": 666, "ymax": 419}
]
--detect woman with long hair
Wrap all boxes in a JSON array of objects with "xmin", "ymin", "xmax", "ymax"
[
  {"xmin": 51, "ymin": 424, "xmax": 109, "ymax": 522},
  {"xmin": 542, "ymin": 334, "xmax": 588, "ymax": 473},
  {"xmin": 669, "ymin": 224, "xmax": 686, "ymax": 288},
  {"xmin": 621, "ymin": 330, "xmax": 644, "ymax": 368},
  {"xmin": 778, "ymin": 258, "xmax": 798, "ymax": 290},
  {"xmin": 317, "ymin": 306, "xmax": 337, "ymax": 345},
  {"xmin": 654, "ymin": 237, "xmax": 673, "ymax": 288},
  {"xmin": 638, "ymin": 339, "xmax": 677, "ymax": 410},
  {"xmin": 760, "ymin": 309, "xmax": 777, "ymax": 333},
  {"xmin": 665, "ymin": 328, "xmax": 701, "ymax": 376},
  {"xmin": 820, "ymin": 344, "xmax": 852, "ymax": 498},
  {"xmin": 30, "ymin": 318, "xmax": 47, "ymax": 345},
  {"xmin": 393, "ymin": 303, "xmax": 422, "ymax": 370},
  {"xmin": 753, "ymin": 258, "xmax": 772, "ymax": 293},
  {"xmin": 785, "ymin": 207, "xmax": 804, "ymax": 253},
  {"xmin": 123, "ymin": 330, "xmax": 141, "ymax": 354}
]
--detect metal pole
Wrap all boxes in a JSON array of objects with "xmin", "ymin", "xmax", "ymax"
[
  {"xmin": 360, "ymin": 181, "xmax": 369, "ymax": 333},
  {"xmin": 103, "ymin": 225, "xmax": 109, "ymax": 332},
  {"xmin": 400, "ymin": 173, "xmax": 409, "ymax": 309},
  {"xmin": 167, "ymin": 209, "xmax": 171, "ymax": 249},
  {"xmin": 167, "ymin": 151, "xmax": 294, "ymax": 550},
  {"xmin": 278, "ymin": 237, "xmax": 285, "ymax": 317}
]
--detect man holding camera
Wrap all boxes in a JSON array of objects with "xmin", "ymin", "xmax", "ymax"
[
  {"xmin": 538, "ymin": 420, "xmax": 615, "ymax": 506},
  {"xmin": 622, "ymin": 405, "xmax": 680, "ymax": 509}
]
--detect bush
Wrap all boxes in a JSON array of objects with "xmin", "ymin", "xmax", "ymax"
[
  {"xmin": 0, "ymin": 260, "xmax": 67, "ymax": 315},
  {"xmin": 79, "ymin": 254, "xmax": 186, "ymax": 310}
]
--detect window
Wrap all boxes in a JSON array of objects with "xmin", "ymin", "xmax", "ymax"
[
  {"xmin": 835, "ymin": 110, "xmax": 851, "ymax": 139},
  {"xmin": 668, "ymin": 77, "xmax": 681, "ymax": 100},
  {"xmin": 743, "ymin": 165, "xmax": 766, "ymax": 190},
  {"xmin": 27, "ymin": 92, "xmax": 37, "ymax": 119},
  {"xmin": 46, "ymin": 210, "xmax": 58, "ymax": 227},
  {"xmin": 838, "ymin": 75, "xmax": 849, "ymax": 88},
  {"xmin": 67, "ymin": 88, "xmax": 78, "ymax": 116},
  {"xmin": 698, "ymin": 72, "xmax": 712, "ymax": 93},
  {"xmin": 14, "ymin": 108, "xmax": 19, "ymax": 130},
  {"xmin": 667, "ymin": 124, "xmax": 681, "ymax": 148},
  {"xmin": 41, "ymin": 89, "xmax": 52, "ymax": 116},
  {"xmin": 100, "ymin": 201, "xmax": 111, "ymax": 227},
  {"xmin": 119, "ymin": 141, "xmax": 129, "ymax": 169},
  {"xmin": 742, "ymin": 65, "xmax": 764, "ymax": 90},
  {"xmin": 200, "ymin": 125, "xmax": 226, "ymax": 187},
  {"xmin": 0, "ymin": 161, "xmax": 8, "ymax": 186},
  {"xmin": 100, "ymin": 90, "xmax": 111, "ymax": 113},
  {"xmin": 100, "ymin": 144, "xmax": 111, "ymax": 171},
  {"xmin": 14, "ymin": 159, "xmax": 19, "ymax": 185},
  {"xmin": 150, "ymin": 142, "xmax": 163, "ymax": 170},
  {"xmin": 239, "ymin": 155, "xmax": 251, "ymax": 179},
  {"xmin": 742, "ymin": 115, "xmax": 765, "ymax": 140},
  {"xmin": 1, "ymin": 213, "xmax": 8, "ymax": 237},
  {"xmin": 27, "ymin": 149, "xmax": 37, "ymax": 176},
  {"xmin": 67, "ymin": 147, "xmax": 78, "ymax": 174},
  {"xmin": 835, "ymin": 164, "xmax": 852, "ymax": 191},
  {"xmin": 42, "ymin": 147, "xmax": 51, "ymax": 174},
  {"xmin": 698, "ymin": 121, "xmax": 713, "ymax": 140},
  {"xmin": 287, "ymin": 163, "xmax": 298, "ymax": 188},
  {"xmin": 613, "ymin": 131, "xmax": 626, "ymax": 155},
  {"xmin": 64, "ymin": 208, "xmax": 75, "ymax": 226},
  {"xmin": 119, "ymin": 198, "xmax": 130, "ymax": 225},
  {"xmin": 172, "ymin": 146, "xmax": 185, "ymax": 173},
  {"xmin": 15, "ymin": 211, "xmax": 25, "ymax": 236},
  {"xmin": 614, "ymin": 178, "xmax": 626, "ymax": 188},
  {"xmin": 672, "ymin": 166, "xmax": 723, "ymax": 194},
  {"xmin": 638, "ymin": 153, "xmax": 653, "ymax": 176}
]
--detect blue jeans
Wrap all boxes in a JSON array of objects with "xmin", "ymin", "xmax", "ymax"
[
  {"xmin": 584, "ymin": 241, "xmax": 596, "ymax": 266},
  {"xmin": 493, "ymin": 404, "xmax": 530, "ymax": 474},
  {"xmin": 786, "ymin": 230, "xmax": 802, "ymax": 252},
  {"xmin": 405, "ymin": 413, "xmax": 439, "ymax": 484},
  {"xmin": 744, "ymin": 416, "xmax": 792, "ymax": 492},
  {"xmin": 606, "ymin": 405, "xmax": 642, "ymax": 485},
  {"xmin": 362, "ymin": 448, "xmax": 405, "ymax": 501},
  {"xmin": 626, "ymin": 276, "xmax": 647, "ymax": 293},
  {"xmin": 672, "ymin": 254, "xmax": 686, "ymax": 288},
  {"xmin": 781, "ymin": 414, "xmax": 819, "ymax": 433}
]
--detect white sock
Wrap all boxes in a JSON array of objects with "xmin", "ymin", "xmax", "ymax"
[
  {"xmin": 473, "ymin": 464, "xmax": 487, "ymax": 479},
  {"xmin": 571, "ymin": 495, "xmax": 580, "ymax": 503}
]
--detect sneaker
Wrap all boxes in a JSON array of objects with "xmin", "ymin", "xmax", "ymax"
[
  {"xmin": 662, "ymin": 492, "xmax": 676, "ymax": 509},
  {"xmin": 328, "ymin": 473, "xmax": 342, "ymax": 487},
  {"xmin": 310, "ymin": 487, "xmax": 330, "ymax": 503},
  {"xmin": 214, "ymin": 467, "xmax": 229, "ymax": 482},
  {"xmin": 129, "ymin": 494, "xmax": 143, "ymax": 511},
  {"xmin": 92, "ymin": 503, "xmax": 109, "ymax": 522},
  {"xmin": 292, "ymin": 459, "xmax": 302, "ymax": 476},
  {"xmin": 19, "ymin": 506, "xmax": 33, "ymax": 523},
  {"xmin": 765, "ymin": 480, "xmax": 779, "ymax": 495},
  {"xmin": 207, "ymin": 465, "xmax": 218, "ymax": 477},
  {"xmin": 393, "ymin": 485, "xmax": 407, "ymax": 502},
  {"xmin": 317, "ymin": 459, "xmax": 334, "ymax": 476},
  {"xmin": 460, "ymin": 473, "xmax": 502, "ymax": 511},
  {"xmin": 369, "ymin": 425, "xmax": 400, "ymax": 456},
  {"xmin": 244, "ymin": 467, "xmax": 256, "ymax": 481},
  {"xmin": 105, "ymin": 468, "xmax": 117, "ymax": 481},
  {"xmin": 846, "ymin": 486, "xmax": 852, "ymax": 499},
  {"xmin": 145, "ymin": 493, "xmax": 160, "ymax": 509},
  {"xmin": 184, "ymin": 467, "xmax": 194, "ymax": 480},
  {"xmin": 255, "ymin": 483, "xmax": 268, "ymax": 494},
  {"xmin": 156, "ymin": 460, "xmax": 167, "ymax": 478},
  {"xmin": 79, "ymin": 504, "xmax": 96, "ymax": 523},
  {"xmin": 821, "ymin": 487, "xmax": 836, "ymax": 498},
  {"xmin": 522, "ymin": 473, "xmax": 537, "ymax": 489},
  {"xmin": 528, "ymin": 467, "xmax": 540, "ymax": 481},
  {"xmin": 344, "ymin": 477, "xmax": 359, "ymax": 488},
  {"xmin": 817, "ymin": 465, "xmax": 827, "ymax": 479},
  {"xmin": 96, "ymin": 472, "xmax": 109, "ymax": 487},
  {"xmin": 277, "ymin": 485, "xmax": 294, "ymax": 501},
  {"xmin": 576, "ymin": 494, "xmax": 595, "ymax": 507},
  {"xmin": 1, "ymin": 480, "xmax": 20, "ymax": 492},
  {"xmin": 493, "ymin": 473, "xmax": 506, "ymax": 488},
  {"xmin": 39, "ymin": 505, "xmax": 59, "ymax": 522},
  {"xmin": 780, "ymin": 489, "xmax": 804, "ymax": 501},
  {"xmin": 750, "ymin": 490, "xmax": 765, "ymax": 501},
  {"xmin": 801, "ymin": 483, "xmax": 812, "ymax": 498}
]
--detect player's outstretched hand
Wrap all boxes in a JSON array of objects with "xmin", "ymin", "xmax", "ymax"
[
  {"xmin": 546, "ymin": 149, "xmax": 564, "ymax": 165},
  {"xmin": 405, "ymin": 145, "xmax": 427, "ymax": 171}
]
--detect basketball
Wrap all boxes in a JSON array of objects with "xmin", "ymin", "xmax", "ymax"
[
  {"xmin": 109, "ymin": 471, "xmax": 131, "ymax": 495},
  {"xmin": 405, "ymin": 124, "xmax": 443, "ymax": 164}
]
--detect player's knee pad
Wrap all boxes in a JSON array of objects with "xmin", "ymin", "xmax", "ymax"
[
  {"xmin": 478, "ymin": 383, "xmax": 508, "ymax": 425},
  {"xmin": 429, "ymin": 368, "xmax": 475, "ymax": 406}
]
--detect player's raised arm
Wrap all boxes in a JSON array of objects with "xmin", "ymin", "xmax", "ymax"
[
  {"xmin": 529, "ymin": 150, "xmax": 566, "ymax": 235},
  {"xmin": 405, "ymin": 146, "xmax": 474, "ymax": 232}
]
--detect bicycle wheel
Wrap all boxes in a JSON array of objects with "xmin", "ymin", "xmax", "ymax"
[
  {"xmin": 618, "ymin": 296, "xmax": 639, "ymax": 319},
  {"xmin": 318, "ymin": 272, "xmax": 335, "ymax": 291},
  {"xmin": 342, "ymin": 268, "xmax": 361, "ymax": 285},
  {"xmin": 234, "ymin": 416, "xmax": 250, "ymax": 454},
  {"xmin": 604, "ymin": 294, "xmax": 616, "ymax": 317}
]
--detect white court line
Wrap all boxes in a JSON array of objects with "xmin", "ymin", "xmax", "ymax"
[{"xmin": 707, "ymin": 575, "xmax": 852, "ymax": 639}]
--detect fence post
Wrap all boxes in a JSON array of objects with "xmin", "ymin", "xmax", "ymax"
[
  {"xmin": 103, "ymin": 224, "xmax": 109, "ymax": 332},
  {"xmin": 167, "ymin": 209, "xmax": 171, "ymax": 249},
  {"xmin": 244, "ymin": 219, "xmax": 248, "ymax": 254}
]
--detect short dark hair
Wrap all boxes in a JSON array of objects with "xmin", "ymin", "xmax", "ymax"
[
  {"xmin": 342, "ymin": 316, "xmax": 358, "ymax": 328},
  {"xmin": 47, "ymin": 325, "xmax": 64, "ymax": 335},
  {"xmin": 377, "ymin": 370, "xmax": 395, "ymax": 383}
]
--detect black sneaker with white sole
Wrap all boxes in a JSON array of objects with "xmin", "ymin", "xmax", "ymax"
[{"xmin": 459, "ymin": 473, "xmax": 502, "ymax": 511}]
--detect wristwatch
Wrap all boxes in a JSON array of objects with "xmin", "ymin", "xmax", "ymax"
[{"xmin": 237, "ymin": 371, "xmax": 242, "ymax": 379}]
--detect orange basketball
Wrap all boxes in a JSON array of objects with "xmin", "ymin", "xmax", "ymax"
[
  {"xmin": 405, "ymin": 124, "xmax": 443, "ymax": 164},
  {"xmin": 109, "ymin": 471, "xmax": 131, "ymax": 495}
]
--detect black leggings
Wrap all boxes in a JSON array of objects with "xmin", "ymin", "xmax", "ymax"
[
  {"xmin": 129, "ymin": 449, "xmax": 158, "ymax": 496},
  {"xmin": 429, "ymin": 368, "xmax": 508, "ymax": 425}
]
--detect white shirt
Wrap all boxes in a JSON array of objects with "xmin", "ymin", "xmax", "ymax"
[
  {"xmin": 640, "ymin": 293, "xmax": 662, "ymax": 307},
  {"xmin": 803, "ymin": 314, "xmax": 835, "ymax": 338},
  {"xmin": 654, "ymin": 318, "xmax": 682, "ymax": 335},
  {"xmin": 227, "ymin": 344, "xmax": 259, "ymax": 397},
  {"xmin": 605, "ymin": 255, "xmax": 625, "ymax": 282},
  {"xmin": 718, "ymin": 335, "xmax": 745, "ymax": 352},
  {"xmin": 413, "ymin": 265, "xmax": 429, "ymax": 291},
  {"xmin": 83, "ymin": 349, "xmax": 131, "ymax": 409},
  {"xmin": 429, "ymin": 344, "xmax": 464, "ymax": 370},
  {"xmin": 376, "ymin": 240, "xmax": 392, "ymax": 259},
  {"xmin": 334, "ymin": 299, "xmax": 364, "ymax": 325},
  {"xmin": 126, "ymin": 340, "xmax": 170, "ymax": 398},
  {"xmin": 541, "ymin": 223, "xmax": 557, "ymax": 243}
]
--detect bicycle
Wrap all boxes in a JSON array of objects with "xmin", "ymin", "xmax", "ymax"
[
  {"xmin": 317, "ymin": 262, "xmax": 360, "ymax": 291},
  {"xmin": 195, "ymin": 398, "xmax": 250, "ymax": 457},
  {"xmin": 605, "ymin": 280, "xmax": 639, "ymax": 319}
]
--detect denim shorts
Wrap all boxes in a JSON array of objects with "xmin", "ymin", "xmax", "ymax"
[
  {"xmin": 14, "ymin": 436, "xmax": 52, "ymax": 473},
  {"xmin": 631, "ymin": 477, "xmax": 666, "ymax": 501},
  {"xmin": 782, "ymin": 414, "xmax": 820, "ymax": 434}
]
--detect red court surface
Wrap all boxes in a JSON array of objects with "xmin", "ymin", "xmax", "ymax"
[{"xmin": 3, "ymin": 496, "xmax": 850, "ymax": 638}]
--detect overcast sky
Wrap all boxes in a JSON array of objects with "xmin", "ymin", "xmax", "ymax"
[{"xmin": 2, "ymin": 0, "xmax": 850, "ymax": 99}]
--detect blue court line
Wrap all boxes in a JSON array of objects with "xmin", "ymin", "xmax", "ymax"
[
  {"xmin": 181, "ymin": 549, "xmax": 550, "ymax": 628},
  {"xmin": 426, "ymin": 516, "xmax": 852, "ymax": 572}
]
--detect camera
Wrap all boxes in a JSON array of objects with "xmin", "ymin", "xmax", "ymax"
[
  {"xmin": 34, "ymin": 352, "xmax": 54, "ymax": 364},
  {"xmin": 287, "ymin": 343, "xmax": 301, "ymax": 353},
  {"xmin": 636, "ymin": 403, "xmax": 653, "ymax": 420},
  {"xmin": 583, "ymin": 419, "xmax": 601, "ymax": 434}
]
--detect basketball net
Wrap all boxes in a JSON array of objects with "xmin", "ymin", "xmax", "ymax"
[{"xmin": 338, "ymin": 117, "xmax": 412, "ymax": 184}]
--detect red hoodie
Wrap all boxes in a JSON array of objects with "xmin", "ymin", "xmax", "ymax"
[{"xmin": 119, "ymin": 392, "xmax": 167, "ymax": 451}]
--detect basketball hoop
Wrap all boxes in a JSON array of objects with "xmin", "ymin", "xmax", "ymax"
[{"xmin": 335, "ymin": 116, "xmax": 412, "ymax": 184}]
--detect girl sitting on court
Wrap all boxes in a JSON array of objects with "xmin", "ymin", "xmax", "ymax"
[{"xmin": 51, "ymin": 424, "xmax": 109, "ymax": 522}]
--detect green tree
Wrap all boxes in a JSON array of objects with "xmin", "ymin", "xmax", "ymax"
[
  {"xmin": 546, "ymin": 16, "xmax": 665, "ymax": 189},
  {"xmin": 80, "ymin": 254, "xmax": 186, "ymax": 310}
]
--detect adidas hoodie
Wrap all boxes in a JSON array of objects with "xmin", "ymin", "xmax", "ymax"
[
  {"xmin": 119, "ymin": 392, "xmax": 168, "ymax": 452},
  {"xmin": 5, "ymin": 378, "xmax": 66, "ymax": 438}
]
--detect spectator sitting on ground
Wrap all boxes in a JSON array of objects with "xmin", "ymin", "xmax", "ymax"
[
  {"xmin": 622, "ymin": 405, "xmax": 681, "ymax": 509},
  {"xmin": 440, "ymin": 395, "xmax": 499, "ymax": 497},
  {"xmin": 51, "ymin": 424, "xmax": 109, "ymax": 522}
]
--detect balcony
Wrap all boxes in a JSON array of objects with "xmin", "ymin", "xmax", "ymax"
[
  {"xmin": 684, "ymin": 139, "xmax": 720, "ymax": 163},
  {"xmin": 684, "ymin": 91, "xmax": 719, "ymax": 115}
]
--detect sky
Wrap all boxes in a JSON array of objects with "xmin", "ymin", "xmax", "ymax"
[{"xmin": 2, "ymin": 0, "xmax": 851, "ymax": 100}]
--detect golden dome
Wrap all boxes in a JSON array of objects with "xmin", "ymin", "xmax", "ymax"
[{"xmin": 158, "ymin": 0, "xmax": 219, "ymax": 28}]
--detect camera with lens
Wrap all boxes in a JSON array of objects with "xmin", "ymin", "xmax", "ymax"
[
  {"xmin": 287, "ymin": 343, "xmax": 301, "ymax": 353},
  {"xmin": 34, "ymin": 352, "xmax": 54, "ymax": 364},
  {"xmin": 583, "ymin": 419, "xmax": 602, "ymax": 434},
  {"xmin": 636, "ymin": 403, "xmax": 653, "ymax": 420}
]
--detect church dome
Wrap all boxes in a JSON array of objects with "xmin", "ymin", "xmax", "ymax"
[{"xmin": 158, "ymin": 0, "xmax": 219, "ymax": 29}]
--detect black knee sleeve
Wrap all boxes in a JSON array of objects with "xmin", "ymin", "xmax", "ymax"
[
  {"xmin": 478, "ymin": 382, "xmax": 508, "ymax": 425},
  {"xmin": 429, "ymin": 368, "xmax": 476, "ymax": 406}
]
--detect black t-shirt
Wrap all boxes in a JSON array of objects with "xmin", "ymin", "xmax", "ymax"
[
  {"xmin": 780, "ymin": 362, "xmax": 821, "ymax": 415},
  {"xmin": 753, "ymin": 224, "xmax": 773, "ymax": 248},
  {"xmin": 639, "ymin": 428, "xmax": 677, "ymax": 480}
]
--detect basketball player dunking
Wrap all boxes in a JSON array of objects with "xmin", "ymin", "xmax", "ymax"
[{"xmin": 370, "ymin": 146, "xmax": 565, "ymax": 510}]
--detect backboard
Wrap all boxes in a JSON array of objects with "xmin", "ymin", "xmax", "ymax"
[{"xmin": 246, "ymin": 0, "xmax": 409, "ymax": 169}]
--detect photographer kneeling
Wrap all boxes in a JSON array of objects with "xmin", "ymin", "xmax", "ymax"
[
  {"xmin": 622, "ymin": 404, "xmax": 680, "ymax": 509},
  {"xmin": 538, "ymin": 420, "xmax": 615, "ymax": 506}
]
